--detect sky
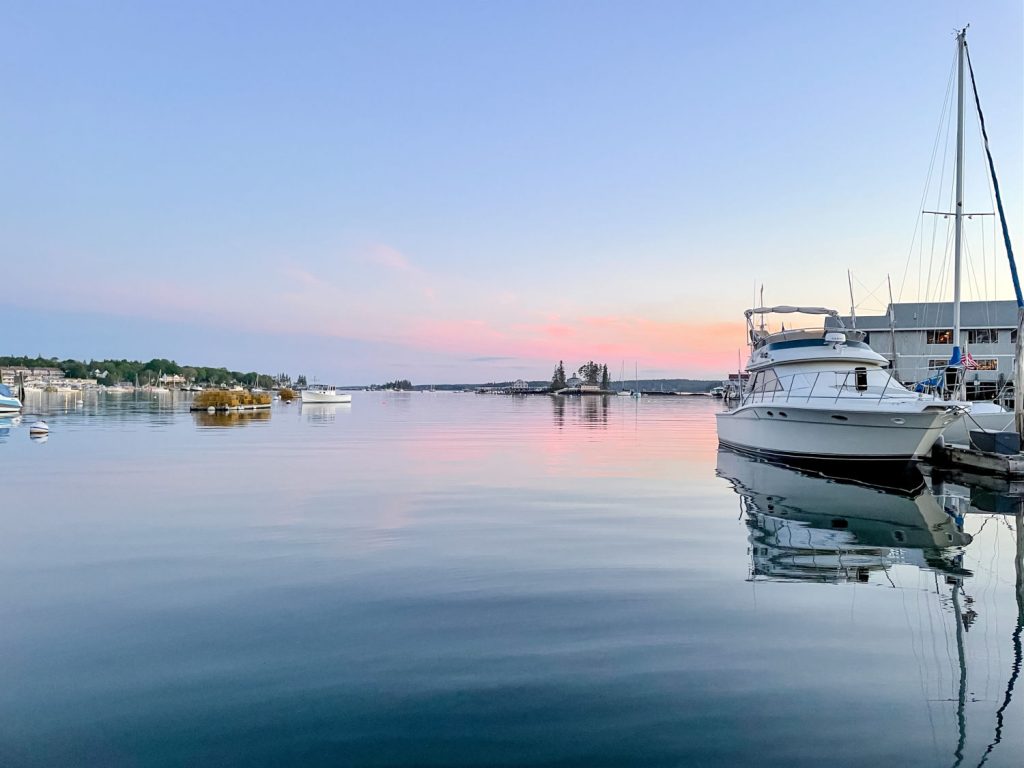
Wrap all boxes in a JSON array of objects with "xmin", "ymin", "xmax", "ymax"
[{"xmin": 1, "ymin": 1, "xmax": 1022, "ymax": 383}]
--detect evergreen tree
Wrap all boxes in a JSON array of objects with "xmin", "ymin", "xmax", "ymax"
[
  {"xmin": 551, "ymin": 360, "xmax": 567, "ymax": 390},
  {"xmin": 601, "ymin": 364, "xmax": 610, "ymax": 390}
]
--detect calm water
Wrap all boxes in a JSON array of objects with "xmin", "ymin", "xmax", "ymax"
[{"xmin": 1, "ymin": 392, "xmax": 1021, "ymax": 766}]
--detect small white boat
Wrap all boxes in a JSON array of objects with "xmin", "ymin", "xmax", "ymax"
[
  {"xmin": 300, "ymin": 385, "xmax": 352, "ymax": 404},
  {"xmin": 0, "ymin": 384, "xmax": 22, "ymax": 414}
]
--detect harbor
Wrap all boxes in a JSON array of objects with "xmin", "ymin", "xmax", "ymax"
[{"xmin": 3, "ymin": 4, "xmax": 1022, "ymax": 766}]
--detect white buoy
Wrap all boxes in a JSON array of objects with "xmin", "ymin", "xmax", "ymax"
[
  {"xmin": 207, "ymin": 406, "xmax": 216, "ymax": 413},
  {"xmin": 29, "ymin": 420, "xmax": 49, "ymax": 435}
]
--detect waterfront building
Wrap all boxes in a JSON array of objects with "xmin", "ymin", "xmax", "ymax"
[
  {"xmin": 1, "ymin": 367, "xmax": 65, "ymax": 386},
  {"xmin": 839, "ymin": 300, "xmax": 1017, "ymax": 398}
]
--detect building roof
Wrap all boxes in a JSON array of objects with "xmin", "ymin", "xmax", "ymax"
[{"xmin": 837, "ymin": 300, "xmax": 1020, "ymax": 331}]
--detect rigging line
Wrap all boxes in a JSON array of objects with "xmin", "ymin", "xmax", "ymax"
[
  {"xmin": 965, "ymin": 41, "xmax": 1023, "ymax": 308},
  {"xmin": 964, "ymin": 236, "xmax": 985, "ymax": 306},
  {"xmin": 899, "ymin": 49, "xmax": 959, "ymax": 302},
  {"xmin": 925, "ymin": 68, "xmax": 958, "ymax": 308}
]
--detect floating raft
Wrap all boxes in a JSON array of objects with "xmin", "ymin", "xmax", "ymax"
[
  {"xmin": 930, "ymin": 443, "xmax": 1024, "ymax": 477},
  {"xmin": 189, "ymin": 403, "xmax": 272, "ymax": 412}
]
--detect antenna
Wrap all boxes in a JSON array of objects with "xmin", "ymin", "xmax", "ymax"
[
  {"xmin": 759, "ymin": 285, "xmax": 765, "ymax": 332},
  {"xmin": 847, "ymin": 270, "xmax": 857, "ymax": 328}
]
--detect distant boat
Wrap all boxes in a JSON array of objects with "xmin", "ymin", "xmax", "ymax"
[
  {"xmin": 300, "ymin": 385, "xmax": 352, "ymax": 404},
  {"xmin": 0, "ymin": 384, "xmax": 23, "ymax": 414}
]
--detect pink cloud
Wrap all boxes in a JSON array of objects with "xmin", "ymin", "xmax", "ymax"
[
  {"xmin": 364, "ymin": 244, "xmax": 414, "ymax": 273},
  {"xmin": 399, "ymin": 314, "xmax": 746, "ymax": 376}
]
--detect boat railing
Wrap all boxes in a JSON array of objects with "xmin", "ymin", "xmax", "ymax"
[{"xmin": 740, "ymin": 368, "xmax": 917, "ymax": 407}]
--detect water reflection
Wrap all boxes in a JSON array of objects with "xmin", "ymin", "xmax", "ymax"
[
  {"xmin": 192, "ymin": 410, "xmax": 272, "ymax": 428},
  {"xmin": 301, "ymin": 402, "xmax": 351, "ymax": 424},
  {"xmin": 716, "ymin": 448, "xmax": 972, "ymax": 582},
  {"xmin": 0, "ymin": 416, "xmax": 18, "ymax": 443},
  {"xmin": 718, "ymin": 447, "xmax": 1024, "ymax": 766},
  {"xmin": 550, "ymin": 395, "xmax": 611, "ymax": 429}
]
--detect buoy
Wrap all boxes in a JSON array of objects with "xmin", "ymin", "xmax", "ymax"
[
  {"xmin": 29, "ymin": 420, "xmax": 49, "ymax": 435},
  {"xmin": 207, "ymin": 406, "xmax": 216, "ymax": 413}
]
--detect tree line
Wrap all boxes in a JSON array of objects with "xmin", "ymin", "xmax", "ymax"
[{"xmin": 0, "ymin": 355, "xmax": 288, "ymax": 387}]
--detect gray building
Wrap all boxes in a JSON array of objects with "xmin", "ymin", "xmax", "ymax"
[{"xmin": 838, "ymin": 300, "xmax": 1018, "ymax": 399}]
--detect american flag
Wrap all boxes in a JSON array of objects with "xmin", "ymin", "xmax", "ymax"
[{"xmin": 962, "ymin": 352, "xmax": 979, "ymax": 370}]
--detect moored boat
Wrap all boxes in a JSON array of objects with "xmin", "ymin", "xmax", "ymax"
[
  {"xmin": 0, "ymin": 384, "xmax": 22, "ymax": 414},
  {"xmin": 300, "ymin": 385, "xmax": 352, "ymax": 404},
  {"xmin": 715, "ymin": 306, "xmax": 966, "ymax": 461}
]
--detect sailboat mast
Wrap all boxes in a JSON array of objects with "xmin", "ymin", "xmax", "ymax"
[{"xmin": 951, "ymin": 28, "xmax": 967, "ymax": 389}]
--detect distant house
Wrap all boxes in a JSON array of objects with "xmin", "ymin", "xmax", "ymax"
[
  {"xmin": 565, "ymin": 375, "xmax": 582, "ymax": 389},
  {"xmin": 160, "ymin": 374, "xmax": 186, "ymax": 386},
  {"xmin": 580, "ymin": 382, "xmax": 601, "ymax": 392},
  {"xmin": 1, "ymin": 367, "xmax": 64, "ymax": 386},
  {"xmin": 511, "ymin": 379, "xmax": 528, "ymax": 392}
]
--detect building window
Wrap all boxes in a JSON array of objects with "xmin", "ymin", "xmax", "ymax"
[
  {"xmin": 975, "ymin": 358, "xmax": 998, "ymax": 371},
  {"xmin": 967, "ymin": 329, "xmax": 998, "ymax": 344},
  {"xmin": 928, "ymin": 359, "xmax": 951, "ymax": 369},
  {"xmin": 927, "ymin": 329, "xmax": 953, "ymax": 345}
]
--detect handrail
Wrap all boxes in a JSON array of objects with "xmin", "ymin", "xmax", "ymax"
[{"xmin": 737, "ymin": 367, "xmax": 922, "ymax": 408}]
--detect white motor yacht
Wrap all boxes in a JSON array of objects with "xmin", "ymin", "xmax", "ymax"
[
  {"xmin": 715, "ymin": 306, "xmax": 966, "ymax": 461},
  {"xmin": 300, "ymin": 385, "xmax": 352, "ymax": 404}
]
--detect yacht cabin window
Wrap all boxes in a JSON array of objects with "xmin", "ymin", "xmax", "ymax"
[
  {"xmin": 750, "ymin": 369, "xmax": 783, "ymax": 394},
  {"xmin": 854, "ymin": 367, "xmax": 868, "ymax": 391}
]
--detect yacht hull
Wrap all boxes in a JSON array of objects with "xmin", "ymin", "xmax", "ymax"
[{"xmin": 716, "ymin": 403, "xmax": 961, "ymax": 461}]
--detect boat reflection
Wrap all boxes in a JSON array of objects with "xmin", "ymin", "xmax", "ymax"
[
  {"xmin": 301, "ymin": 402, "xmax": 351, "ymax": 424},
  {"xmin": 716, "ymin": 447, "xmax": 972, "ymax": 582},
  {"xmin": 0, "ymin": 416, "xmax": 19, "ymax": 443}
]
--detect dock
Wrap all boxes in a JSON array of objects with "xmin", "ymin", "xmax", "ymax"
[{"xmin": 929, "ymin": 443, "xmax": 1024, "ymax": 478}]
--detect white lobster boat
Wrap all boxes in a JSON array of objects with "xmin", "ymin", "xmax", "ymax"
[
  {"xmin": 715, "ymin": 306, "xmax": 967, "ymax": 461},
  {"xmin": 300, "ymin": 385, "xmax": 352, "ymax": 404}
]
